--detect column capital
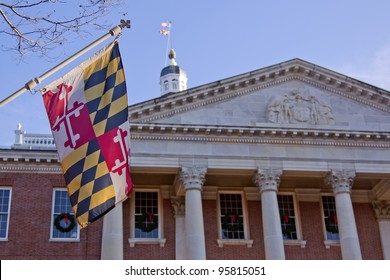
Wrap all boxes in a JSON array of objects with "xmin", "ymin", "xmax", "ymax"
[
  {"xmin": 180, "ymin": 166, "xmax": 207, "ymax": 192},
  {"xmin": 253, "ymin": 169, "xmax": 282, "ymax": 193},
  {"xmin": 325, "ymin": 170, "xmax": 355, "ymax": 195},
  {"xmin": 372, "ymin": 200, "xmax": 390, "ymax": 220},
  {"xmin": 171, "ymin": 197, "xmax": 185, "ymax": 217}
]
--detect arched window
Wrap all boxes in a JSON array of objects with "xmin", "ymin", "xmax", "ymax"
[
  {"xmin": 172, "ymin": 79, "xmax": 178, "ymax": 90},
  {"xmin": 164, "ymin": 80, "xmax": 169, "ymax": 91}
]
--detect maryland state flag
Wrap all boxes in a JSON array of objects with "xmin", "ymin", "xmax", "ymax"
[{"xmin": 42, "ymin": 41, "xmax": 132, "ymax": 228}]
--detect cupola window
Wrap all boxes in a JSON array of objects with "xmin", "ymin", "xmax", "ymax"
[
  {"xmin": 163, "ymin": 80, "xmax": 169, "ymax": 91},
  {"xmin": 172, "ymin": 79, "xmax": 178, "ymax": 90}
]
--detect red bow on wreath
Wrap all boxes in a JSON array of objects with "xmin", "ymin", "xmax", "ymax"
[
  {"xmin": 148, "ymin": 212, "xmax": 153, "ymax": 222},
  {"xmin": 222, "ymin": 213, "xmax": 243, "ymax": 231},
  {"xmin": 54, "ymin": 213, "xmax": 76, "ymax": 233}
]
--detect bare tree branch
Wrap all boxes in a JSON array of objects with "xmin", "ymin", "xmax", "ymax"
[{"xmin": 0, "ymin": 0, "xmax": 124, "ymax": 58}]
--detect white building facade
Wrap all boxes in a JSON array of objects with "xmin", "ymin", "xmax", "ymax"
[{"xmin": 1, "ymin": 58, "xmax": 390, "ymax": 260}]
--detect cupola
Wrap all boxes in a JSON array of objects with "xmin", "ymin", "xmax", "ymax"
[{"xmin": 159, "ymin": 49, "xmax": 187, "ymax": 95}]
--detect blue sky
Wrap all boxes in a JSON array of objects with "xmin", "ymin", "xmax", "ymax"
[{"xmin": 1, "ymin": 0, "xmax": 390, "ymax": 147}]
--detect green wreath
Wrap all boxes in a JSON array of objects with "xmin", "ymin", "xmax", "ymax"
[
  {"xmin": 281, "ymin": 215, "xmax": 296, "ymax": 236},
  {"xmin": 54, "ymin": 213, "xmax": 76, "ymax": 233},
  {"xmin": 135, "ymin": 212, "xmax": 158, "ymax": 233},
  {"xmin": 325, "ymin": 216, "xmax": 338, "ymax": 234},
  {"xmin": 222, "ymin": 212, "xmax": 243, "ymax": 231}
]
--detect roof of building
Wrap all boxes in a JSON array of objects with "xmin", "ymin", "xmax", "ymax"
[
  {"xmin": 160, "ymin": 64, "xmax": 186, "ymax": 77},
  {"xmin": 160, "ymin": 49, "xmax": 187, "ymax": 77}
]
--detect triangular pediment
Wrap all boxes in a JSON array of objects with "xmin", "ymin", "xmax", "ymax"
[{"xmin": 129, "ymin": 59, "xmax": 390, "ymax": 133}]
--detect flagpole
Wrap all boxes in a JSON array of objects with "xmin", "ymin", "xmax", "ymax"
[
  {"xmin": 163, "ymin": 21, "xmax": 172, "ymax": 66},
  {"xmin": 0, "ymin": 20, "xmax": 131, "ymax": 108}
]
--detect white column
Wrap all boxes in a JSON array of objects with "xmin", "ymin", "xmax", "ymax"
[
  {"xmin": 101, "ymin": 203, "xmax": 124, "ymax": 260},
  {"xmin": 372, "ymin": 200, "xmax": 390, "ymax": 259},
  {"xmin": 180, "ymin": 167, "xmax": 207, "ymax": 260},
  {"xmin": 325, "ymin": 170, "xmax": 362, "ymax": 260},
  {"xmin": 254, "ymin": 169, "xmax": 285, "ymax": 260},
  {"xmin": 171, "ymin": 197, "xmax": 186, "ymax": 260}
]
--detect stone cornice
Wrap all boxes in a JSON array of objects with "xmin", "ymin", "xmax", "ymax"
[
  {"xmin": 296, "ymin": 75, "xmax": 390, "ymax": 113},
  {"xmin": 130, "ymin": 123, "xmax": 390, "ymax": 148},
  {"xmin": 0, "ymin": 149, "xmax": 61, "ymax": 173},
  {"xmin": 0, "ymin": 149, "xmax": 58, "ymax": 161},
  {"xmin": 0, "ymin": 157, "xmax": 59, "ymax": 163},
  {"xmin": 0, "ymin": 164, "xmax": 62, "ymax": 174},
  {"xmin": 129, "ymin": 59, "xmax": 390, "ymax": 123}
]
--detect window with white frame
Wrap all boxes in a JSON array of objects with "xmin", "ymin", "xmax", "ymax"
[
  {"xmin": 278, "ymin": 194, "xmax": 298, "ymax": 240},
  {"xmin": 322, "ymin": 196, "xmax": 339, "ymax": 240},
  {"xmin": 129, "ymin": 190, "xmax": 166, "ymax": 247},
  {"xmin": 163, "ymin": 80, "xmax": 169, "ymax": 91},
  {"xmin": 51, "ymin": 189, "xmax": 79, "ymax": 240},
  {"xmin": 134, "ymin": 191, "xmax": 160, "ymax": 238},
  {"xmin": 219, "ymin": 193, "xmax": 246, "ymax": 240},
  {"xmin": 172, "ymin": 79, "xmax": 178, "ymax": 90},
  {"xmin": 0, "ymin": 188, "xmax": 11, "ymax": 240}
]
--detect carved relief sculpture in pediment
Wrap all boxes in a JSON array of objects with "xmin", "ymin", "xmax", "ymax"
[{"xmin": 267, "ymin": 89, "xmax": 335, "ymax": 125}]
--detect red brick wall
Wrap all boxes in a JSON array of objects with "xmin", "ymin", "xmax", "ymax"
[
  {"xmin": 285, "ymin": 202, "xmax": 382, "ymax": 260},
  {"xmin": 206, "ymin": 200, "xmax": 382, "ymax": 260},
  {"xmin": 354, "ymin": 203, "xmax": 382, "ymax": 259},
  {"xmin": 0, "ymin": 173, "xmax": 384, "ymax": 260},
  {"xmin": 0, "ymin": 173, "xmax": 102, "ymax": 260}
]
